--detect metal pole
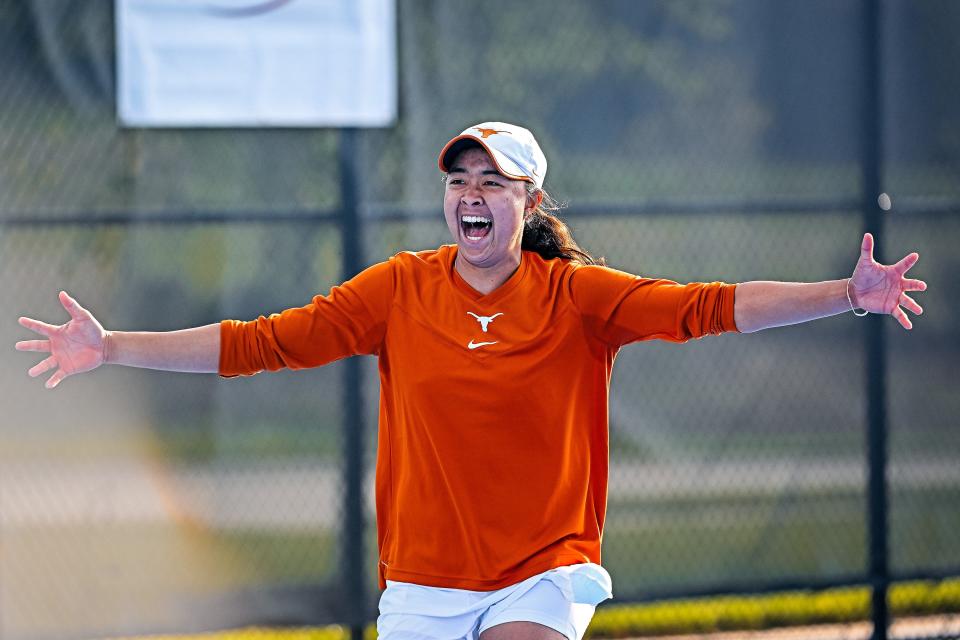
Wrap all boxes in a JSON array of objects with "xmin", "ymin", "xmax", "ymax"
[
  {"xmin": 338, "ymin": 127, "xmax": 368, "ymax": 640},
  {"xmin": 862, "ymin": 2, "xmax": 889, "ymax": 639}
]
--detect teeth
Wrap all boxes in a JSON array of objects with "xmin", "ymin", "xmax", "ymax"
[{"xmin": 462, "ymin": 215, "xmax": 491, "ymax": 225}]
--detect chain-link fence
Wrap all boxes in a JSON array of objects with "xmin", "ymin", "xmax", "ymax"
[{"xmin": 1, "ymin": 1, "xmax": 958, "ymax": 640}]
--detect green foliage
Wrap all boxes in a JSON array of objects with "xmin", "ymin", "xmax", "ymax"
[{"xmin": 587, "ymin": 579, "xmax": 960, "ymax": 637}]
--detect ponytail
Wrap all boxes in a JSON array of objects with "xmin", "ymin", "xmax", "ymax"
[{"xmin": 521, "ymin": 185, "xmax": 604, "ymax": 266}]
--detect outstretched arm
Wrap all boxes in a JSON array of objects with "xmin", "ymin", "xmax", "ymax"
[
  {"xmin": 734, "ymin": 233, "xmax": 927, "ymax": 333},
  {"xmin": 16, "ymin": 291, "xmax": 220, "ymax": 389}
]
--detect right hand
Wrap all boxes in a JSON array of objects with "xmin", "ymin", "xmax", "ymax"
[{"xmin": 16, "ymin": 291, "xmax": 108, "ymax": 389}]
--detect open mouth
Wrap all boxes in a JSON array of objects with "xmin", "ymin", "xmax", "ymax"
[{"xmin": 461, "ymin": 215, "xmax": 492, "ymax": 241}]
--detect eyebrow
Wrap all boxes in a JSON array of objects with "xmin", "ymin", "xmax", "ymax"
[{"xmin": 447, "ymin": 167, "xmax": 506, "ymax": 177}]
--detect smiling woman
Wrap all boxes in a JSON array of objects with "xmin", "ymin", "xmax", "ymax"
[
  {"xmin": 441, "ymin": 146, "xmax": 530, "ymax": 292},
  {"xmin": 439, "ymin": 123, "xmax": 603, "ymax": 296},
  {"xmin": 15, "ymin": 122, "xmax": 926, "ymax": 640}
]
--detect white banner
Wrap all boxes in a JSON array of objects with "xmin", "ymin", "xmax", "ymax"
[{"xmin": 117, "ymin": 0, "xmax": 396, "ymax": 127}]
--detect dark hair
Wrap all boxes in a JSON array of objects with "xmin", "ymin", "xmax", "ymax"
[{"xmin": 522, "ymin": 184, "xmax": 604, "ymax": 266}]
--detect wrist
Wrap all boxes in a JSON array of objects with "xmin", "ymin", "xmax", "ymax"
[
  {"xmin": 102, "ymin": 330, "xmax": 115, "ymax": 365},
  {"xmin": 846, "ymin": 278, "xmax": 868, "ymax": 316}
]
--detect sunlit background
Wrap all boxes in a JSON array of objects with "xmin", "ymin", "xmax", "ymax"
[{"xmin": 1, "ymin": 2, "xmax": 958, "ymax": 639}]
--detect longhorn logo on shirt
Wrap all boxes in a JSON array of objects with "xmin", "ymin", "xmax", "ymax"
[
  {"xmin": 473, "ymin": 127, "xmax": 510, "ymax": 139},
  {"xmin": 467, "ymin": 312, "xmax": 503, "ymax": 332}
]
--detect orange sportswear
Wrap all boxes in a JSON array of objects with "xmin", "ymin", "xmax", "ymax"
[{"xmin": 220, "ymin": 245, "xmax": 740, "ymax": 590}]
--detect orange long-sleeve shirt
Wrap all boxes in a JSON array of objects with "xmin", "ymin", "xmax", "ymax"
[{"xmin": 220, "ymin": 246, "xmax": 739, "ymax": 590}]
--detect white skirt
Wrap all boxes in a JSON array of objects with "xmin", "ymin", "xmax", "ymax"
[{"xmin": 376, "ymin": 563, "xmax": 613, "ymax": 640}]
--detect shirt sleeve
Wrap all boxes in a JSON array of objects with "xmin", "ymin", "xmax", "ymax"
[
  {"xmin": 219, "ymin": 259, "xmax": 394, "ymax": 377},
  {"xmin": 569, "ymin": 264, "xmax": 740, "ymax": 347}
]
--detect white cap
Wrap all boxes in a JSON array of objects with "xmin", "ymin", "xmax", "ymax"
[{"xmin": 438, "ymin": 122, "xmax": 547, "ymax": 189}]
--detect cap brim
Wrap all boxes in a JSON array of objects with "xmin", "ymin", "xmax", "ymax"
[{"xmin": 438, "ymin": 135, "xmax": 533, "ymax": 184}]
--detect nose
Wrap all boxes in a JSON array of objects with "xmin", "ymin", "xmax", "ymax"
[{"xmin": 461, "ymin": 185, "xmax": 483, "ymax": 207}]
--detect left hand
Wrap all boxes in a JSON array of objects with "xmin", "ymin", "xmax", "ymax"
[{"xmin": 849, "ymin": 233, "xmax": 927, "ymax": 330}]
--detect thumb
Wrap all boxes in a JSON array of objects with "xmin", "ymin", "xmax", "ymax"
[
  {"xmin": 860, "ymin": 233, "xmax": 874, "ymax": 262},
  {"xmin": 59, "ymin": 291, "xmax": 90, "ymax": 322}
]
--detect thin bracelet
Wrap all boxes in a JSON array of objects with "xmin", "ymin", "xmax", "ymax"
[{"xmin": 846, "ymin": 278, "xmax": 869, "ymax": 317}]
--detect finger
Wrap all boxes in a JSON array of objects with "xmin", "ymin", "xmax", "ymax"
[
  {"xmin": 893, "ymin": 252, "xmax": 919, "ymax": 275},
  {"xmin": 59, "ymin": 291, "xmax": 89, "ymax": 322},
  {"xmin": 18, "ymin": 316, "xmax": 58, "ymax": 336},
  {"xmin": 861, "ymin": 233, "xmax": 874, "ymax": 262},
  {"xmin": 903, "ymin": 278, "xmax": 927, "ymax": 292},
  {"xmin": 899, "ymin": 293, "xmax": 922, "ymax": 315},
  {"xmin": 15, "ymin": 339, "xmax": 51, "ymax": 353},
  {"xmin": 29, "ymin": 355, "xmax": 58, "ymax": 378},
  {"xmin": 46, "ymin": 369, "xmax": 67, "ymax": 390},
  {"xmin": 891, "ymin": 306, "xmax": 912, "ymax": 330}
]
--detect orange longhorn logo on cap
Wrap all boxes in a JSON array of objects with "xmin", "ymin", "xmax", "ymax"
[{"xmin": 474, "ymin": 127, "xmax": 510, "ymax": 139}]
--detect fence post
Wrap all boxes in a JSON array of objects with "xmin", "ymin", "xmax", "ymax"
[
  {"xmin": 862, "ymin": 1, "xmax": 889, "ymax": 639},
  {"xmin": 338, "ymin": 127, "xmax": 368, "ymax": 640}
]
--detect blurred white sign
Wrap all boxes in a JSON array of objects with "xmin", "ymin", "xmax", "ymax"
[{"xmin": 116, "ymin": 0, "xmax": 396, "ymax": 127}]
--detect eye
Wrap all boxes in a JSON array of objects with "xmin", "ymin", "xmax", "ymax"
[
  {"xmin": 484, "ymin": 180, "xmax": 503, "ymax": 187},
  {"xmin": 447, "ymin": 177, "xmax": 465, "ymax": 185}
]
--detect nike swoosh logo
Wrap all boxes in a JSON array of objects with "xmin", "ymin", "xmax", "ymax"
[{"xmin": 467, "ymin": 340, "xmax": 498, "ymax": 350}]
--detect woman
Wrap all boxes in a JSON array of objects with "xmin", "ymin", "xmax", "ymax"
[{"xmin": 17, "ymin": 122, "xmax": 926, "ymax": 640}]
